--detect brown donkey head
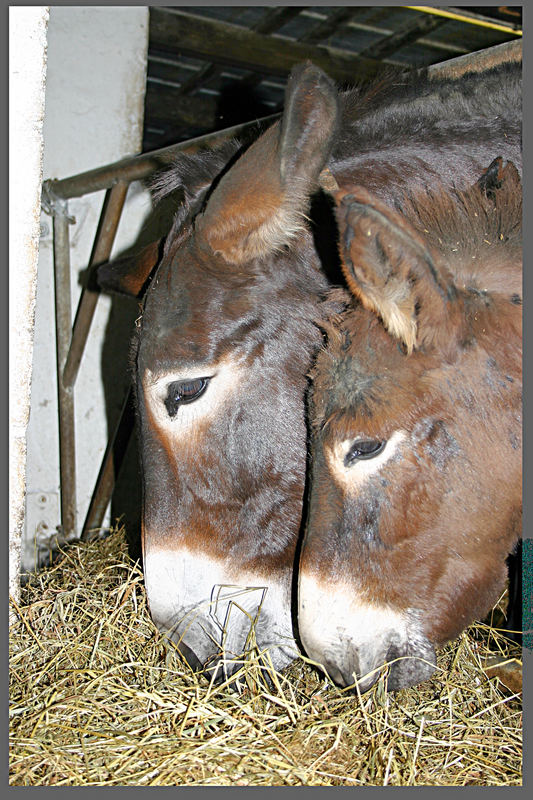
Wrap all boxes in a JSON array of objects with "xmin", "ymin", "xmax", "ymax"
[
  {"xmin": 300, "ymin": 161, "xmax": 522, "ymax": 691},
  {"xmin": 98, "ymin": 63, "xmax": 339, "ymax": 679}
]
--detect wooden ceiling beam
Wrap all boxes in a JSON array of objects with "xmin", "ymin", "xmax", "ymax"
[
  {"xmin": 253, "ymin": 6, "xmax": 306, "ymax": 35},
  {"xmin": 298, "ymin": 7, "xmax": 363, "ymax": 45},
  {"xmin": 170, "ymin": 6, "xmax": 304, "ymax": 97},
  {"xmin": 145, "ymin": 82, "xmax": 275, "ymax": 138},
  {"xmin": 238, "ymin": 8, "xmax": 364, "ymax": 94},
  {"xmin": 145, "ymin": 84, "xmax": 220, "ymax": 132},
  {"xmin": 358, "ymin": 14, "xmax": 447, "ymax": 61},
  {"xmin": 149, "ymin": 8, "xmax": 387, "ymax": 86}
]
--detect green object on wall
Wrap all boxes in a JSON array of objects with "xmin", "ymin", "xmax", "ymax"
[{"xmin": 523, "ymin": 538, "xmax": 532, "ymax": 651}]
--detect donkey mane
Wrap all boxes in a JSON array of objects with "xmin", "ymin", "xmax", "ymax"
[
  {"xmin": 392, "ymin": 171, "xmax": 522, "ymax": 285},
  {"xmin": 147, "ymin": 138, "xmax": 244, "ymax": 228},
  {"xmin": 312, "ymin": 169, "xmax": 522, "ymax": 368},
  {"xmin": 332, "ymin": 61, "xmax": 521, "ymax": 165},
  {"xmin": 146, "ymin": 61, "xmax": 520, "ymax": 256}
]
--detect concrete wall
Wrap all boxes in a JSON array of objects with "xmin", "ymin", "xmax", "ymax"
[
  {"xmin": 23, "ymin": 7, "xmax": 150, "ymax": 573},
  {"xmin": 9, "ymin": 7, "xmax": 50, "ymax": 608}
]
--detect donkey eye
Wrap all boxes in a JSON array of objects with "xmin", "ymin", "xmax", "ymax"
[
  {"xmin": 164, "ymin": 378, "xmax": 209, "ymax": 418},
  {"xmin": 344, "ymin": 439, "xmax": 386, "ymax": 467}
]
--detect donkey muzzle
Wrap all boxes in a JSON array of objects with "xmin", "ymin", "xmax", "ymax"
[{"xmin": 298, "ymin": 575, "xmax": 436, "ymax": 691}]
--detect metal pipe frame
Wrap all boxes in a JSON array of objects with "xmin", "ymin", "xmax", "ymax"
[
  {"xmin": 63, "ymin": 181, "xmax": 129, "ymax": 389},
  {"xmin": 43, "ymin": 39, "xmax": 521, "ymax": 543},
  {"xmin": 43, "ymin": 114, "xmax": 280, "ymax": 203},
  {"xmin": 52, "ymin": 205, "xmax": 77, "ymax": 540},
  {"xmin": 82, "ymin": 388, "xmax": 136, "ymax": 540}
]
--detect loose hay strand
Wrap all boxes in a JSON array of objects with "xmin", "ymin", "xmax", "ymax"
[{"xmin": 10, "ymin": 526, "xmax": 522, "ymax": 786}]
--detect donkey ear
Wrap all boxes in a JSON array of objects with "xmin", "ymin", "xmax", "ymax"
[
  {"xmin": 334, "ymin": 187, "xmax": 453, "ymax": 353},
  {"xmin": 477, "ymin": 156, "xmax": 506, "ymax": 198},
  {"xmin": 196, "ymin": 62, "xmax": 339, "ymax": 265},
  {"xmin": 476, "ymin": 155, "xmax": 521, "ymax": 199},
  {"xmin": 96, "ymin": 239, "xmax": 162, "ymax": 297}
]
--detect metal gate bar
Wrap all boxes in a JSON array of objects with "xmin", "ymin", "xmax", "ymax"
[
  {"xmin": 82, "ymin": 387, "xmax": 136, "ymax": 539},
  {"xmin": 42, "ymin": 40, "xmax": 521, "ymax": 545},
  {"xmin": 63, "ymin": 181, "xmax": 129, "ymax": 389},
  {"xmin": 44, "ymin": 115, "xmax": 279, "ymax": 202},
  {"xmin": 52, "ymin": 205, "xmax": 77, "ymax": 539}
]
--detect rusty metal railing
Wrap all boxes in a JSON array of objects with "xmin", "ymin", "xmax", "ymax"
[{"xmin": 41, "ymin": 39, "xmax": 521, "ymax": 543}]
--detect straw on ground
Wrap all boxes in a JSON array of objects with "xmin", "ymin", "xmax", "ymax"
[{"xmin": 9, "ymin": 527, "xmax": 522, "ymax": 786}]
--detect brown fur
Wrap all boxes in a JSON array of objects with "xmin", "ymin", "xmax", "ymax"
[
  {"xmin": 332, "ymin": 163, "xmax": 521, "ymax": 355},
  {"xmin": 95, "ymin": 59, "xmax": 521, "ymax": 682},
  {"xmin": 306, "ymin": 166, "xmax": 522, "ymax": 649}
]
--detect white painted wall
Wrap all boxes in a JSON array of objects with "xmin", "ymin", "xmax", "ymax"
[
  {"xmin": 9, "ymin": 7, "xmax": 50, "ymax": 609},
  {"xmin": 24, "ymin": 7, "xmax": 150, "ymax": 573}
]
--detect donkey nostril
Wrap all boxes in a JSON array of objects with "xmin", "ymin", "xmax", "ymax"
[
  {"xmin": 322, "ymin": 658, "xmax": 349, "ymax": 687},
  {"xmin": 175, "ymin": 641, "xmax": 204, "ymax": 672},
  {"xmin": 385, "ymin": 642, "xmax": 401, "ymax": 662},
  {"xmin": 322, "ymin": 651, "xmax": 360, "ymax": 688},
  {"xmin": 384, "ymin": 640, "xmax": 437, "ymax": 691}
]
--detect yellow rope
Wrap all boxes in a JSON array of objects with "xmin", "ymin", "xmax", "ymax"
[{"xmin": 404, "ymin": 6, "xmax": 522, "ymax": 36}]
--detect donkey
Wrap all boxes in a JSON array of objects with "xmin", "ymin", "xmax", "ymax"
[
  {"xmin": 98, "ymin": 57, "xmax": 521, "ymax": 681},
  {"xmin": 98, "ymin": 64, "xmax": 338, "ymax": 678},
  {"xmin": 300, "ymin": 160, "xmax": 522, "ymax": 691}
]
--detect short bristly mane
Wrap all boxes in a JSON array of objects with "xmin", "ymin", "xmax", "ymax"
[
  {"xmin": 311, "ymin": 171, "xmax": 521, "ymax": 379},
  {"xmin": 331, "ymin": 61, "xmax": 521, "ymax": 165},
  {"xmin": 145, "ymin": 61, "xmax": 520, "ymax": 262},
  {"xmin": 393, "ymin": 174, "xmax": 522, "ymax": 291},
  {"xmin": 146, "ymin": 139, "xmax": 244, "ymax": 228}
]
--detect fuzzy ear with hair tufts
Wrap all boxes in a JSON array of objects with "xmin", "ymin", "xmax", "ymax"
[
  {"xmin": 333, "ymin": 186, "xmax": 454, "ymax": 354},
  {"xmin": 96, "ymin": 239, "xmax": 163, "ymax": 298},
  {"xmin": 195, "ymin": 62, "xmax": 339, "ymax": 266}
]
